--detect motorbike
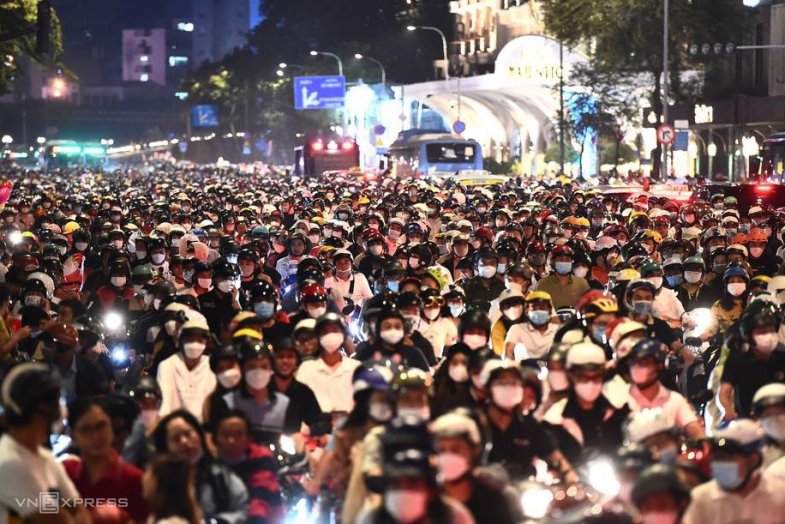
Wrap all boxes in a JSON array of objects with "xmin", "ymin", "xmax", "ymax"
[
  {"xmin": 680, "ymin": 307, "xmax": 720, "ymax": 415},
  {"xmin": 103, "ymin": 310, "xmax": 144, "ymax": 393}
]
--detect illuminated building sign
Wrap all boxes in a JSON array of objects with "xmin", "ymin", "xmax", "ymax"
[
  {"xmin": 494, "ymin": 35, "xmax": 584, "ymax": 85},
  {"xmin": 694, "ymin": 104, "xmax": 714, "ymax": 124}
]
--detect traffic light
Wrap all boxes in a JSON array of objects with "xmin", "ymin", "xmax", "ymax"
[
  {"xmin": 688, "ymin": 42, "xmax": 736, "ymax": 59},
  {"xmin": 36, "ymin": 1, "xmax": 51, "ymax": 56}
]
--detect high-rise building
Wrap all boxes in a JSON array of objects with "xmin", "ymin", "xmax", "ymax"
[{"xmin": 191, "ymin": 0, "xmax": 263, "ymax": 66}]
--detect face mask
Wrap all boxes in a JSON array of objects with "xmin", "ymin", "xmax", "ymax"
[
  {"xmin": 573, "ymin": 266, "xmax": 589, "ymax": 278},
  {"xmin": 592, "ymin": 325, "xmax": 607, "ymax": 344},
  {"xmin": 727, "ymin": 282, "xmax": 746, "ymax": 297},
  {"xmin": 254, "ymin": 301, "xmax": 275, "ymax": 319},
  {"xmin": 454, "ymin": 245, "xmax": 469, "ymax": 258},
  {"xmin": 111, "ymin": 276, "xmax": 127, "ymax": 288},
  {"xmin": 408, "ymin": 257, "xmax": 420, "ymax": 269},
  {"xmin": 666, "ymin": 275, "xmax": 682, "ymax": 287},
  {"xmin": 112, "ymin": 239, "xmax": 124, "ymax": 249},
  {"xmin": 449, "ymin": 305, "xmax": 464, "ymax": 318},
  {"xmin": 136, "ymin": 250, "xmax": 147, "ymax": 260},
  {"xmin": 423, "ymin": 307, "xmax": 440, "ymax": 320},
  {"xmin": 629, "ymin": 363, "xmax": 654, "ymax": 386},
  {"xmin": 217, "ymin": 280, "xmax": 233, "ymax": 293},
  {"xmin": 319, "ymin": 332, "xmax": 344, "ymax": 353},
  {"xmin": 387, "ymin": 280, "xmax": 400, "ymax": 293},
  {"xmin": 497, "ymin": 263, "xmax": 507, "ymax": 274},
  {"xmin": 762, "ymin": 413, "xmax": 785, "ymax": 442},
  {"xmin": 548, "ymin": 370, "xmax": 569, "ymax": 392},
  {"xmin": 369, "ymin": 402, "xmax": 393, "ymax": 422},
  {"xmin": 632, "ymin": 300, "xmax": 653, "ymax": 316},
  {"xmin": 684, "ymin": 271, "xmax": 702, "ymax": 284},
  {"xmin": 380, "ymin": 328, "xmax": 404, "ymax": 345},
  {"xmin": 648, "ymin": 276, "xmax": 663, "ymax": 290},
  {"xmin": 369, "ymin": 244, "xmax": 383, "ymax": 256},
  {"xmin": 712, "ymin": 460, "xmax": 746, "ymax": 491},
  {"xmin": 592, "ymin": 219, "xmax": 603, "ymax": 228},
  {"xmin": 478, "ymin": 265, "xmax": 497, "ymax": 279},
  {"xmin": 750, "ymin": 246, "xmax": 764, "ymax": 258},
  {"xmin": 438, "ymin": 452, "xmax": 470, "ymax": 482},
  {"xmin": 384, "ymin": 490, "xmax": 428, "ymax": 523},
  {"xmin": 198, "ymin": 278, "xmax": 212, "ymax": 289},
  {"xmin": 75, "ymin": 241, "xmax": 88, "ymax": 251},
  {"xmin": 388, "ymin": 229, "xmax": 401, "ymax": 240},
  {"xmin": 165, "ymin": 320, "xmax": 178, "ymax": 337},
  {"xmin": 403, "ymin": 314, "xmax": 421, "ymax": 333},
  {"xmin": 463, "ymin": 334, "xmax": 487, "ymax": 350},
  {"xmin": 217, "ymin": 368, "xmax": 242, "ymax": 389},
  {"xmin": 641, "ymin": 511, "xmax": 679, "ymax": 524},
  {"xmin": 307, "ymin": 234, "xmax": 320, "ymax": 245},
  {"xmin": 152, "ymin": 253, "xmax": 166, "ymax": 265},
  {"xmin": 448, "ymin": 364, "xmax": 469, "ymax": 383},
  {"xmin": 713, "ymin": 263, "xmax": 727, "ymax": 275},
  {"xmin": 153, "ymin": 298, "xmax": 162, "ymax": 310},
  {"xmin": 505, "ymin": 281, "xmax": 523, "ymax": 293},
  {"xmin": 397, "ymin": 405, "xmax": 430, "ymax": 421},
  {"xmin": 25, "ymin": 295, "xmax": 42, "ymax": 307},
  {"xmin": 525, "ymin": 309, "xmax": 548, "ymax": 327},
  {"xmin": 754, "ymin": 332, "xmax": 779, "ymax": 354},
  {"xmin": 245, "ymin": 368, "xmax": 272, "ymax": 390},
  {"xmin": 574, "ymin": 381, "xmax": 603, "ymax": 402},
  {"xmin": 140, "ymin": 409, "xmax": 158, "ymax": 429},
  {"xmin": 491, "ymin": 384, "xmax": 523, "ymax": 410},
  {"xmin": 307, "ymin": 305, "xmax": 326, "ymax": 318},
  {"xmin": 183, "ymin": 341, "xmax": 205, "ymax": 359},
  {"xmin": 503, "ymin": 305, "xmax": 523, "ymax": 321},
  {"xmin": 554, "ymin": 261, "xmax": 572, "ymax": 275},
  {"xmin": 184, "ymin": 269, "xmax": 195, "ymax": 283}
]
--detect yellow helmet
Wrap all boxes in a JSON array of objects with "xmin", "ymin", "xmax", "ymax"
[{"xmin": 63, "ymin": 221, "xmax": 81, "ymax": 235}]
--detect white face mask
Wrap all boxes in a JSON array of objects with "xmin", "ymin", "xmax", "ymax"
[
  {"xmin": 307, "ymin": 305, "xmax": 327, "ymax": 318},
  {"xmin": 183, "ymin": 341, "xmax": 205, "ymax": 359},
  {"xmin": 503, "ymin": 305, "xmax": 523, "ymax": 321},
  {"xmin": 319, "ymin": 332, "xmax": 344, "ymax": 353},
  {"xmin": 245, "ymin": 368, "xmax": 272, "ymax": 390},
  {"xmin": 478, "ymin": 265, "xmax": 497, "ymax": 279},
  {"xmin": 640, "ymin": 511, "xmax": 679, "ymax": 524},
  {"xmin": 423, "ymin": 307, "xmax": 440, "ymax": 321},
  {"xmin": 684, "ymin": 271, "xmax": 702, "ymax": 284},
  {"xmin": 462, "ymin": 334, "xmax": 487, "ymax": 350},
  {"xmin": 573, "ymin": 266, "xmax": 589, "ymax": 278},
  {"xmin": 574, "ymin": 381, "xmax": 603, "ymax": 402},
  {"xmin": 384, "ymin": 490, "xmax": 428, "ymax": 523},
  {"xmin": 397, "ymin": 405, "xmax": 430, "ymax": 421},
  {"xmin": 380, "ymin": 328, "xmax": 404, "ymax": 345},
  {"xmin": 111, "ymin": 276, "xmax": 127, "ymax": 288},
  {"xmin": 491, "ymin": 384, "xmax": 523, "ymax": 410},
  {"xmin": 217, "ymin": 367, "xmax": 242, "ymax": 389},
  {"xmin": 727, "ymin": 282, "xmax": 746, "ymax": 297},
  {"xmin": 548, "ymin": 369, "xmax": 569, "ymax": 392},
  {"xmin": 369, "ymin": 402, "xmax": 393, "ymax": 422},
  {"xmin": 648, "ymin": 276, "xmax": 663, "ymax": 290},
  {"xmin": 165, "ymin": 320, "xmax": 178, "ymax": 337},
  {"xmin": 370, "ymin": 244, "xmax": 383, "ymax": 256},
  {"xmin": 754, "ymin": 332, "xmax": 779, "ymax": 354},
  {"xmin": 217, "ymin": 280, "xmax": 233, "ymax": 293},
  {"xmin": 153, "ymin": 298, "xmax": 162, "ymax": 310},
  {"xmin": 438, "ymin": 452, "xmax": 470, "ymax": 482},
  {"xmin": 448, "ymin": 364, "xmax": 469, "ymax": 383},
  {"xmin": 762, "ymin": 413, "xmax": 785, "ymax": 442},
  {"xmin": 449, "ymin": 304, "xmax": 464, "ymax": 318},
  {"xmin": 505, "ymin": 280, "xmax": 523, "ymax": 293},
  {"xmin": 152, "ymin": 253, "xmax": 166, "ymax": 265}
]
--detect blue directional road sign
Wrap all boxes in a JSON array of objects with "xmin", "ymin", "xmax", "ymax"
[
  {"xmin": 294, "ymin": 76, "xmax": 346, "ymax": 110},
  {"xmin": 192, "ymin": 105, "xmax": 219, "ymax": 128}
]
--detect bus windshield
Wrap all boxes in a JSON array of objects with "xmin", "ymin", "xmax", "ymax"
[
  {"xmin": 426, "ymin": 143, "xmax": 477, "ymax": 164},
  {"xmin": 759, "ymin": 140, "xmax": 785, "ymax": 182}
]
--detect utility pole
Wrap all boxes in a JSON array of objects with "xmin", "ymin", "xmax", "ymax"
[{"xmin": 661, "ymin": 0, "xmax": 670, "ymax": 181}]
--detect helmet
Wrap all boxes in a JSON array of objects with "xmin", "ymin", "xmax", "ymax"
[
  {"xmin": 352, "ymin": 366, "xmax": 389, "ymax": 394},
  {"xmin": 395, "ymin": 291, "xmax": 422, "ymax": 310},
  {"xmin": 315, "ymin": 312, "xmax": 347, "ymax": 334},
  {"xmin": 129, "ymin": 375, "xmax": 161, "ymax": 401},
  {"xmin": 551, "ymin": 245, "xmax": 574, "ymax": 258},
  {"xmin": 577, "ymin": 290, "xmax": 618, "ymax": 321},
  {"xmin": 683, "ymin": 255, "xmax": 705, "ymax": 270},
  {"xmin": 238, "ymin": 339, "xmax": 275, "ymax": 363},
  {"xmin": 0, "ymin": 363, "xmax": 61, "ymax": 423},
  {"xmin": 723, "ymin": 265, "xmax": 749, "ymax": 282},
  {"xmin": 625, "ymin": 408, "xmax": 674, "ymax": 443},
  {"xmin": 740, "ymin": 300, "xmax": 781, "ymax": 340},
  {"xmin": 210, "ymin": 344, "xmax": 240, "ymax": 372},
  {"xmin": 748, "ymin": 228, "xmax": 768, "ymax": 243},
  {"xmin": 249, "ymin": 280, "xmax": 278, "ymax": 303},
  {"xmin": 299, "ymin": 283, "xmax": 328, "ymax": 303},
  {"xmin": 432, "ymin": 413, "xmax": 481, "ymax": 446},
  {"xmin": 753, "ymin": 383, "xmax": 785, "ymax": 416},
  {"xmin": 639, "ymin": 261, "xmax": 662, "ymax": 278},
  {"xmin": 614, "ymin": 443, "xmax": 655, "ymax": 473},
  {"xmin": 565, "ymin": 342, "xmax": 606, "ymax": 371},
  {"xmin": 458, "ymin": 309, "xmax": 491, "ymax": 338},
  {"xmin": 625, "ymin": 338, "xmax": 667, "ymax": 363},
  {"xmin": 179, "ymin": 319, "xmax": 210, "ymax": 339},
  {"xmin": 44, "ymin": 323, "xmax": 79, "ymax": 349},
  {"xmin": 390, "ymin": 368, "xmax": 431, "ymax": 397},
  {"xmin": 710, "ymin": 419, "xmax": 764, "ymax": 453},
  {"xmin": 631, "ymin": 464, "xmax": 690, "ymax": 507}
]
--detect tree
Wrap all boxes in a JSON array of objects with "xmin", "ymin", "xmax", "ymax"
[{"xmin": 0, "ymin": 0, "xmax": 65, "ymax": 94}]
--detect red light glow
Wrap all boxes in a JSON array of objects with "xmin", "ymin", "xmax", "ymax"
[
  {"xmin": 311, "ymin": 141, "xmax": 324, "ymax": 151},
  {"xmin": 756, "ymin": 184, "xmax": 773, "ymax": 192},
  {"xmin": 341, "ymin": 141, "xmax": 354, "ymax": 150}
]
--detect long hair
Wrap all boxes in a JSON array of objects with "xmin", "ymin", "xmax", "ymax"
[
  {"xmin": 342, "ymin": 389, "xmax": 373, "ymax": 430},
  {"xmin": 152, "ymin": 409, "xmax": 211, "ymax": 460},
  {"xmin": 719, "ymin": 287, "xmax": 748, "ymax": 311},
  {"xmin": 147, "ymin": 455, "xmax": 201, "ymax": 524}
]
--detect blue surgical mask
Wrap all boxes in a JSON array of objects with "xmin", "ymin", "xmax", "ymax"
[
  {"xmin": 226, "ymin": 254, "xmax": 238, "ymax": 265},
  {"xmin": 387, "ymin": 280, "xmax": 400, "ymax": 293},
  {"xmin": 497, "ymin": 263, "xmax": 507, "ymax": 275},
  {"xmin": 449, "ymin": 304, "xmax": 464, "ymax": 318},
  {"xmin": 592, "ymin": 325, "xmax": 607, "ymax": 344},
  {"xmin": 554, "ymin": 261, "xmax": 572, "ymax": 275},
  {"xmin": 666, "ymin": 275, "xmax": 683, "ymax": 287},
  {"xmin": 711, "ymin": 460, "xmax": 745, "ymax": 491},
  {"xmin": 528, "ymin": 310, "xmax": 550, "ymax": 327},
  {"xmin": 632, "ymin": 300, "xmax": 653, "ymax": 316},
  {"xmin": 254, "ymin": 301, "xmax": 275, "ymax": 319}
]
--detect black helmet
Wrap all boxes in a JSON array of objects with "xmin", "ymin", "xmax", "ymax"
[
  {"xmin": 0, "ymin": 363, "xmax": 61, "ymax": 425},
  {"xmin": 315, "ymin": 312, "xmax": 347, "ymax": 334},
  {"xmin": 390, "ymin": 368, "xmax": 431, "ymax": 397},
  {"xmin": 395, "ymin": 291, "xmax": 422, "ymax": 310},
  {"xmin": 129, "ymin": 375, "xmax": 161, "ymax": 401},
  {"xmin": 741, "ymin": 300, "xmax": 781, "ymax": 340},
  {"xmin": 212, "ymin": 260, "xmax": 239, "ymax": 279},
  {"xmin": 382, "ymin": 260, "xmax": 405, "ymax": 280},
  {"xmin": 473, "ymin": 248, "xmax": 499, "ymax": 265},
  {"xmin": 614, "ymin": 443, "xmax": 655, "ymax": 473},
  {"xmin": 458, "ymin": 309, "xmax": 491, "ymax": 338},
  {"xmin": 625, "ymin": 338, "xmax": 667, "ymax": 363},
  {"xmin": 210, "ymin": 344, "xmax": 240, "ymax": 372},
  {"xmin": 238, "ymin": 339, "xmax": 274, "ymax": 363},
  {"xmin": 249, "ymin": 280, "xmax": 278, "ymax": 304},
  {"xmin": 631, "ymin": 464, "xmax": 690, "ymax": 507}
]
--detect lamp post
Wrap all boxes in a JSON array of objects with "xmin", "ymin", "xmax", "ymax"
[
  {"xmin": 661, "ymin": 0, "xmax": 670, "ymax": 181},
  {"xmin": 406, "ymin": 25, "xmax": 449, "ymax": 80},
  {"xmin": 309, "ymin": 50, "xmax": 343, "ymax": 77},
  {"xmin": 354, "ymin": 53, "xmax": 386, "ymax": 88}
]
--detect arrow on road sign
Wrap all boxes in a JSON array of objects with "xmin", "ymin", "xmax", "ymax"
[{"xmin": 301, "ymin": 87, "xmax": 319, "ymax": 109}]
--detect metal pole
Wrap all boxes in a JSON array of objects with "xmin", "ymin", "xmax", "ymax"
[
  {"xmin": 661, "ymin": 0, "xmax": 670, "ymax": 180},
  {"xmin": 559, "ymin": 40, "xmax": 565, "ymax": 175}
]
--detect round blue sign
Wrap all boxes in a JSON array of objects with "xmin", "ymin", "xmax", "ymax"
[
  {"xmin": 453, "ymin": 120, "xmax": 466, "ymax": 134},
  {"xmin": 373, "ymin": 124, "xmax": 386, "ymax": 136}
]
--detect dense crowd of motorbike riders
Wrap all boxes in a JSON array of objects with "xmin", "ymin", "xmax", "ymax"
[{"xmin": 6, "ymin": 168, "xmax": 785, "ymax": 524}]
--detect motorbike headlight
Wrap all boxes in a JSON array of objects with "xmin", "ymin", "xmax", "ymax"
[
  {"xmin": 111, "ymin": 346, "xmax": 128, "ymax": 364},
  {"xmin": 585, "ymin": 458, "xmax": 620, "ymax": 496},
  {"xmin": 520, "ymin": 486, "xmax": 554, "ymax": 519},
  {"xmin": 279, "ymin": 435, "xmax": 296, "ymax": 455},
  {"xmin": 104, "ymin": 311, "xmax": 124, "ymax": 331}
]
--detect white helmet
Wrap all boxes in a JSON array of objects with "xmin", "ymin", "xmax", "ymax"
[
  {"xmin": 625, "ymin": 408, "xmax": 674, "ymax": 444},
  {"xmin": 432, "ymin": 413, "xmax": 481, "ymax": 445},
  {"xmin": 710, "ymin": 419, "xmax": 764, "ymax": 451},
  {"xmin": 27, "ymin": 272, "xmax": 54, "ymax": 299},
  {"xmin": 767, "ymin": 275, "xmax": 785, "ymax": 305},
  {"xmin": 565, "ymin": 342, "xmax": 606, "ymax": 371}
]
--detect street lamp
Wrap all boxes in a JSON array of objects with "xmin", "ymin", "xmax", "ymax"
[
  {"xmin": 407, "ymin": 25, "xmax": 449, "ymax": 79},
  {"xmin": 276, "ymin": 70, "xmax": 285, "ymax": 77},
  {"xmin": 353, "ymin": 53, "xmax": 386, "ymax": 87},
  {"xmin": 309, "ymin": 50, "xmax": 343, "ymax": 76},
  {"xmin": 1, "ymin": 135, "xmax": 12, "ymax": 145}
]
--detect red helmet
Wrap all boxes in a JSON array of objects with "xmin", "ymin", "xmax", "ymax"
[
  {"xmin": 526, "ymin": 240, "xmax": 546, "ymax": 255},
  {"xmin": 551, "ymin": 245, "xmax": 574, "ymax": 258},
  {"xmin": 299, "ymin": 283, "xmax": 328, "ymax": 304},
  {"xmin": 364, "ymin": 227, "xmax": 385, "ymax": 242},
  {"xmin": 577, "ymin": 290, "xmax": 618, "ymax": 320}
]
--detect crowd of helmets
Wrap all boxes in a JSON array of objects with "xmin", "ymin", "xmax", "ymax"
[{"xmin": 6, "ymin": 169, "xmax": 785, "ymax": 523}]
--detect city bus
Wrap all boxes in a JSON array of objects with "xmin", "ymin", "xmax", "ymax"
[
  {"xmin": 40, "ymin": 140, "xmax": 107, "ymax": 169},
  {"xmin": 293, "ymin": 137, "xmax": 360, "ymax": 177},
  {"xmin": 386, "ymin": 130, "xmax": 483, "ymax": 179}
]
